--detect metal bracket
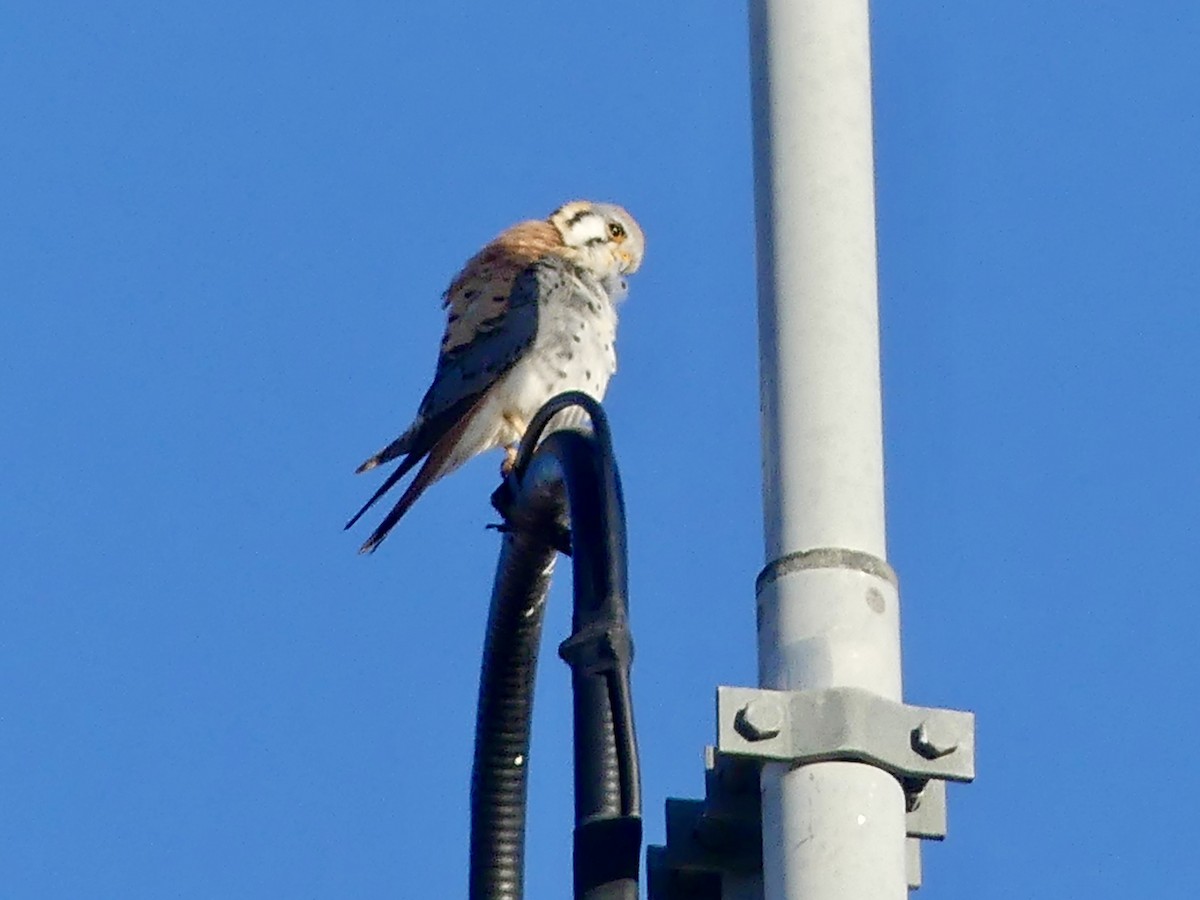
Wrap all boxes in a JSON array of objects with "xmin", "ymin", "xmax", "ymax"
[
  {"xmin": 906, "ymin": 778, "xmax": 947, "ymax": 840},
  {"xmin": 646, "ymin": 746, "xmax": 955, "ymax": 896},
  {"xmin": 718, "ymin": 686, "xmax": 975, "ymax": 783},
  {"xmin": 649, "ymin": 688, "xmax": 975, "ymax": 896},
  {"xmin": 717, "ymin": 685, "xmax": 974, "ymax": 893},
  {"xmin": 647, "ymin": 749, "xmax": 762, "ymax": 899}
]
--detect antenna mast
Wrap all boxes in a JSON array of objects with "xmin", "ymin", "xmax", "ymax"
[{"xmin": 750, "ymin": 1, "xmax": 906, "ymax": 896}]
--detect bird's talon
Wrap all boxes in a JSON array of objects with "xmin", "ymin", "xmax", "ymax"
[{"xmin": 500, "ymin": 446, "xmax": 519, "ymax": 476}]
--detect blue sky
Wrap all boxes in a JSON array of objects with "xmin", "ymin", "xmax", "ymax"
[{"xmin": 3, "ymin": 2, "xmax": 1198, "ymax": 897}]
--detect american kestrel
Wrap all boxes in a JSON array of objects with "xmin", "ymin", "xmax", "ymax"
[{"xmin": 345, "ymin": 200, "xmax": 645, "ymax": 553}]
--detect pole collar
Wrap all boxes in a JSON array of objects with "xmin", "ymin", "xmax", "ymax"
[{"xmin": 756, "ymin": 547, "xmax": 898, "ymax": 596}]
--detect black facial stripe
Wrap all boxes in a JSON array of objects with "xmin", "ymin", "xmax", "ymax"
[
  {"xmin": 585, "ymin": 236, "xmax": 607, "ymax": 247},
  {"xmin": 565, "ymin": 208, "xmax": 596, "ymax": 227}
]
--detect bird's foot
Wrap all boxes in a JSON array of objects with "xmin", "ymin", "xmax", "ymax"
[{"xmin": 500, "ymin": 445, "xmax": 519, "ymax": 477}]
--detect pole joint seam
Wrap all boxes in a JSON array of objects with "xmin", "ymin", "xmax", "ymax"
[{"xmin": 756, "ymin": 547, "xmax": 898, "ymax": 596}]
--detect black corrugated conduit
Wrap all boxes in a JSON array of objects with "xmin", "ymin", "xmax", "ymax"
[{"xmin": 469, "ymin": 392, "xmax": 641, "ymax": 900}]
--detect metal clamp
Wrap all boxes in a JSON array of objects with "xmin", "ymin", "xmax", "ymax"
[
  {"xmin": 648, "ymin": 688, "xmax": 975, "ymax": 896},
  {"xmin": 717, "ymin": 685, "xmax": 974, "ymax": 892},
  {"xmin": 719, "ymin": 686, "xmax": 975, "ymax": 783}
]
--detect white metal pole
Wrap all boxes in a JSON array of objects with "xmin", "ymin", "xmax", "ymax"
[{"xmin": 748, "ymin": 1, "xmax": 907, "ymax": 898}]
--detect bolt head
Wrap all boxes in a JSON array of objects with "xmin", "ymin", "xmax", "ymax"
[
  {"xmin": 735, "ymin": 697, "xmax": 785, "ymax": 741},
  {"xmin": 912, "ymin": 719, "xmax": 959, "ymax": 759}
]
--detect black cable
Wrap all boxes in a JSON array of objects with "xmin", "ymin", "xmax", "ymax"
[
  {"xmin": 468, "ymin": 525, "xmax": 557, "ymax": 900},
  {"xmin": 469, "ymin": 394, "xmax": 641, "ymax": 900}
]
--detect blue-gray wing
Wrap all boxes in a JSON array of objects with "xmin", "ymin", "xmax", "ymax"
[
  {"xmin": 413, "ymin": 259, "xmax": 553, "ymax": 423},
  {"xmin": 345, "ymin": 257, "xmax": 583, "ymax": 547}
]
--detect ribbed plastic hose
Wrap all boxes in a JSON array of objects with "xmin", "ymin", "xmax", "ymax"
[
  {"xmin": 468, "ymin": 522, "xmax": 557, "ymax": 900},
  {"xmin": 468, "ymin": 393, "xmax": 641, "ymax": 900}
]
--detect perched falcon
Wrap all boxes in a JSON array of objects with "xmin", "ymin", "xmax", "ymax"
[{"xmin": 345, "ymin": 200, "xmax": 645, "ymax": 553}]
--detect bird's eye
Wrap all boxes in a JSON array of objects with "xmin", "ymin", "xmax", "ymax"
[{"xmin": 608, "ymin": 222, "xmax": 626, "ymax": 240}]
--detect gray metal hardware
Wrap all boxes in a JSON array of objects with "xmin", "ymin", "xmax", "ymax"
[
  {"xmin": 718, "ymin": 686, "xmax": 975, "ymax": 783},
  {"xmin": 649, "ymin": 685, "xmax": 974, "ymax": 896}
]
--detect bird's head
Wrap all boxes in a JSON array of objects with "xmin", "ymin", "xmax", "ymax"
[{"xmin": 550, "ymin": 201, "xmax": 645, "ymax": 280}]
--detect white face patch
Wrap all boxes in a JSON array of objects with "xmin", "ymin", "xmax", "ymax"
[
  {"xmin": 561, "ymin": 211, "xmax": 609, "ymax": 247},
  {"xmin": 549, "ymin": 201, "xmax": 642, "ymax": 281}
]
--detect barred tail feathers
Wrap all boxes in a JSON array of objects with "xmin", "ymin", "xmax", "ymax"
[
  {"xmin": 356, "ymin": 411, "xmax": 479, "ymax": 553},
  {"xmin": 343, "ymin": 451, "xmax": 422, "ymax": 532},
  {"xmin": 354, "ymin": 427, "xmax": 417, "ymax": 474}
]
